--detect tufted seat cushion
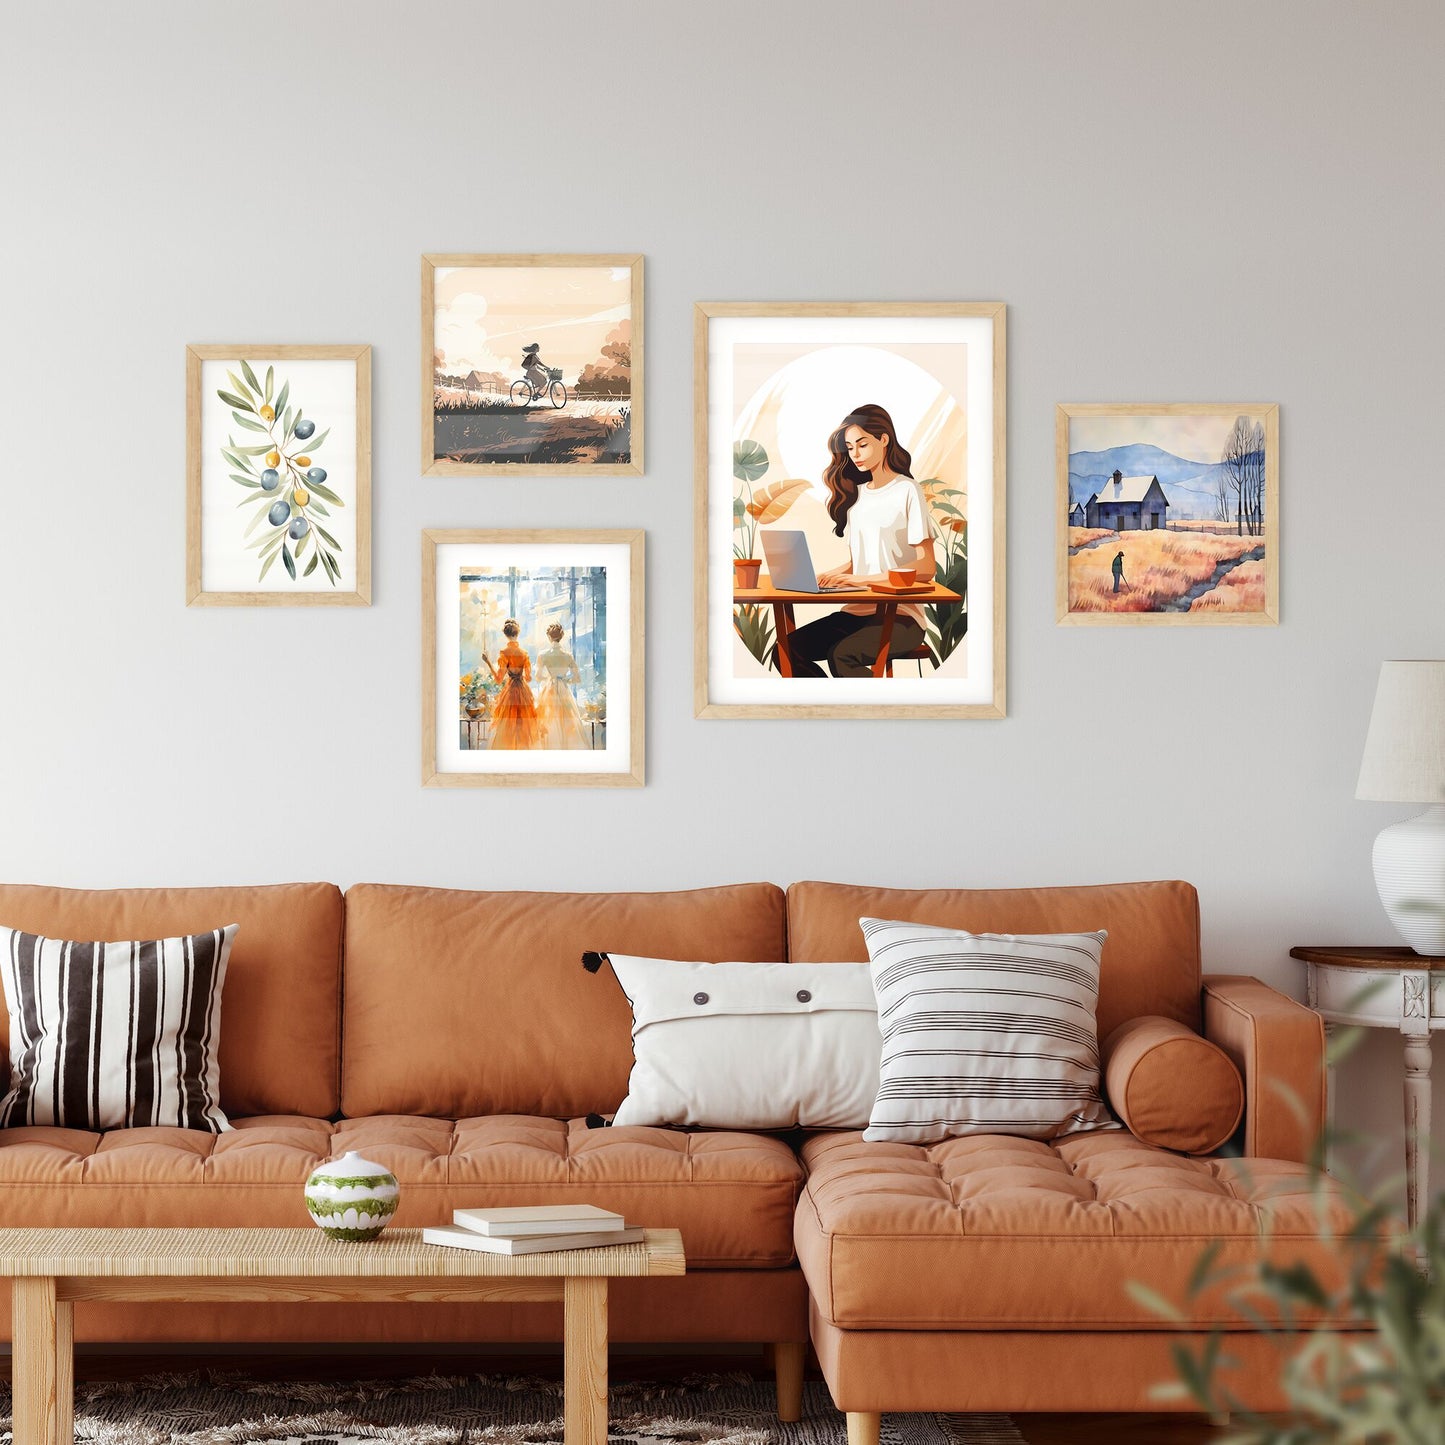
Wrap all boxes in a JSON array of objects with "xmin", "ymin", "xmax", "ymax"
[
  {"xmin": 0, "ymin": 1115, "xmax": 803, "ymax": 1269},
  {"xmin": 797, "ymin": 1131, "xmax": 1363, "ymax": 1330}
]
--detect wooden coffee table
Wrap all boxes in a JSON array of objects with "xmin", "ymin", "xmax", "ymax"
[{"xmin": 0, "ymin": 1225, "xmax": 685, "ymax": 1445}]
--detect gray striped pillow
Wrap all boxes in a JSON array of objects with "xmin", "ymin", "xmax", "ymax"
[
  {"xmin": 860, "ymin": 917, "xmax": 1114, "ymax": 1144},
  {"xmin": 0, "ymin": 924, "xmax": 237, "ymax": 1133}
]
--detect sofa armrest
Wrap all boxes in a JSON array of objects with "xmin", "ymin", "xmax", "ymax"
[{"xmin": 1202, "ymin": 975, "xmax": 1326, "ymax": 1163}]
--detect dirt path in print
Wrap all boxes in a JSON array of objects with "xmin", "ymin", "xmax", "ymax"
[
  {"xmin": 1069, "ymin": 531, "xmax": 1119, "ymax": 556},
  {"xmin": 1159, "ymin": 545, "xmax": 1266, "ymax": 612}
]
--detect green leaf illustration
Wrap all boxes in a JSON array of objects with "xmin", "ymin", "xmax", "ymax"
[
  {"xmin": 235, "ymin": 443, "xmax": 272, "ymax": 456},
  {"xmin": 263, "ymin": 366, "xmax": 274, "ymax": 404},
  {"xmin": 217, "ymin": 389, "xmax": 254, "ymax": 412},
  {"xmin": 243, "ymin": 507, "xmax": 272, "ymax": 540},
  {"xmin": 274, "ymin": 379, "xmax": 290, "ymax": 419},
  {"xmin": 230, "ymin": 474, "xmax": 261, "ymax": 489},
  {"xmin": 304, "ymin": 479, "xmax": 343, "ymax": 506},
  {"xmin": 313, "ymin": 523, "xmax": 341, "ymax": 550},
  {"xmin": 303, "ymin": 427, "xmax": 329, "ymax": 453},
  {"xmin": 304, "ymin": 552, "xmax": 319, "ymax": 577},
  {"xmin": 232, "ymin": 413, "xmax": 268, "ymax": 433},
  {"xmin": 310, "ymin": 500, "xmax": 330, "ymax": 517},
  {"xmin": 240, "ymin": 359, "xmax": 262, "ymax": 394},
  {"xmin": 221, "ymin": 448, "xmax": 255, "ymax": 473},
  {"xmin": 258, "ymin": 549, "xmax": 280, "ymax": 583},
  {"xmin": 733, "ymin": 439, "xmax": 769, "ymax": 482},
  {"xmin": 282, "ymin": 543, "xmax": 296, "ymax": 580}
]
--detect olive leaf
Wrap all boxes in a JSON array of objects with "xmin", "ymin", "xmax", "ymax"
[
  {"xmin": 258, "ymin": 549, "xmax": 280, "ymax": 583},
  {"xmin": 304, "ymin": 552, "xmax": 319, "ymax": 577},
  {"xmin": 263, "ymin": 365, "xmax": 274, "ymax": 404},
  {"xmin": 304, "ymin": 479, "xmax": 343, "ymax": 506},
  {"xmin": 303, "ymin": 427, "xmax": 329, "ymax": 453},
  {"xmin": 232, "ymin": 413, "xmax": 268, "ymax": 433},
  {"xmin": 230, "ymin": 475, "xmax": 261, "ymax": 489},
  {"xmin": 274, "ymin": 379, "xmax": 290, "ymax": 419},
  {"xmin": 217, "ymin": 389, "xmax": 254, "ymax": 412},
  {"xmin": 313, "ymin": 523, "xmax": 341, "ymax": 550},
  {"xmin": 310, "ymin": 500, "xmax": 330, "ymax": 517},
  {"xmin": 240, "ymin": 359, "xmax": 262, "ymax": 394}
]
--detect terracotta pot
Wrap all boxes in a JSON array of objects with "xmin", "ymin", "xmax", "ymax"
[{"xmin": 733, "ymin": 558, "xmax": 762, "ymax": 588}]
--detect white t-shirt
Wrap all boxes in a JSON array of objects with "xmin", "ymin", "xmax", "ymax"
[{"xmin": 842, "ymin": 476, "xmax": 931, "ymax": 619}]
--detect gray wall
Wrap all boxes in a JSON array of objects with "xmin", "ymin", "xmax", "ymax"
[{"xmin": 2, "ymin": 1, "xmax": 1442, "ymax": 1196}]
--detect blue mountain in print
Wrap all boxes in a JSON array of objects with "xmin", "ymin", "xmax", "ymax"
[{"xmin": 1068, "ymin": 444, "xmax": 1230, "ymax": 521}]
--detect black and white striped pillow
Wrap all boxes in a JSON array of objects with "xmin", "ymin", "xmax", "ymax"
[
  {"xmin": 0, "ymin": 924, "xmax": 237, "ymax": 1133},
  {"xmin": 860, "ymin": 917, "xmax": 1115, "ymax": 1144}
]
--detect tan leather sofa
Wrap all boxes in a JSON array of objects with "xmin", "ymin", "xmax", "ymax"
[{"xmin": 0, "ymin": 878, "xmax": 1363, "ymax": 1422}]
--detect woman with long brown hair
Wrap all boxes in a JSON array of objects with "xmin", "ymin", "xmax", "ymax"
[{"xmin": 786, "ymin": 403, "xmax": 935, "ymax": 677}]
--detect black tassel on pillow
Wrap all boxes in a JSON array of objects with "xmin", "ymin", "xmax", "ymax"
[
  {"xmin": 581, "ymin": 951, "xmax": 610, "ymax": 974},
  {"xmin": 585, "ymin": 1114, "xmax": 611, "ymax": 1129}
]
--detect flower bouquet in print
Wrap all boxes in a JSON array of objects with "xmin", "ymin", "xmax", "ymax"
[
  {"xmin": 186, "ymin": 345, "xmax": 369, "ymax": 605},
  {"xmin": 218, "ymin": 360, "xmax": 345, "ymax": 585}
]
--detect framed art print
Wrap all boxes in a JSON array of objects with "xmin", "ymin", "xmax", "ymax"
[
  {"xmin": 186, "ymin": 344, "xmax": 371, "ymax": 606},
  {"xmin": 422, "ymin": 529, "xmax": 644, "ymax": 788},
  {"xmin": 694, "ymin": 302, "xmax": 1006, "ymax": 719},
  {"xmin": 1056, "ymin": 403, "xmax": 1279, "ymax": 625},
  {"xmin": 422, "ymin": 254, "xmax": 643, "ymax": 475}
]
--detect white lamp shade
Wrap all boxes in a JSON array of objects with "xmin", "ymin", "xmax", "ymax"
[{"xmin": 1355, "ymin": 660, "xmax": 1445, "ymax": 803}]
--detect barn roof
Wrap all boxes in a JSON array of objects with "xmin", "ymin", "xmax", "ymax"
[{"xmin": 1091, "ymin": 474, "xmax": 1167, "ymax": 505}]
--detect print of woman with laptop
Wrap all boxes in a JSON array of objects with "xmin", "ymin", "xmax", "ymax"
[{"xmin": 783, "ymin": 403, "xmax": 934, "ymax": 678}]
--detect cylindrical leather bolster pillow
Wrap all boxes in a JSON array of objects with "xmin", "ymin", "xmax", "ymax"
[{"xmin": 1102, "ymin": 1015, "xmax": 1244, "ymax": 1155}]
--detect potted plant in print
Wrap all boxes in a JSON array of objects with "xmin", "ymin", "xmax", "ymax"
[
  {"xmin": 732, "ymin": 439, "xmax": 809, "ymax": 669},
  {"xmin": 218, "ymin": 361, "xmax": 347, "ymax": 586}
]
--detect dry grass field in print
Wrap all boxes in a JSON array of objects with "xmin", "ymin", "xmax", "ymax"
[
  {"xmin": 1188, "ymin": 558, "xmax": 1267, "ymax": 612},
  {"xmin": 1067, "ymin": 529, "xmax": 1265, "ymax": 613}
]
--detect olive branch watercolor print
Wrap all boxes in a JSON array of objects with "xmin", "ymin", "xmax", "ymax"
[{"xmin": 216, "ymin": 359, "xmax": 346, "ymax": 585}]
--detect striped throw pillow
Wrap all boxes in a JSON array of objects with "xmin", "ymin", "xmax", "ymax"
[
  {"xmin": 0, "ymin": 924, "xmax": 237, "ymax": 1133},
  {"xmin": 860, "ymin": 917, "xmax": 1114, "ymax": 1144}
]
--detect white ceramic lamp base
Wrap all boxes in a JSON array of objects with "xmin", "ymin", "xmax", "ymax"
[{"xmin": 1373, "ymin": 803, "xmax": 1445, "ymax": 955}]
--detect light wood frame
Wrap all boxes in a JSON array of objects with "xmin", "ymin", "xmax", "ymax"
[
  {"xmin": 1055, "ymin": 402, "xmax": 1280, "ymax": 626},
  {"xmin": 422, "ymin": 528, "xmax": 645, "ymax": 788},
  {"xmin": 186, "ymin": 344, "xmax": 371, "ymax": 607},
  {"xmin": 421, "ymin": 254, "xmax": 644, "ymax": 476},
  {"xmin": 692, "ymin": 301, "xmax": 1007, "ymax": 719}
]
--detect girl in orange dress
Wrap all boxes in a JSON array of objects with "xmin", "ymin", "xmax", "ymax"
[{"xmin": 482, "ymin": 619, "xmax": 539, "ymax": 750}]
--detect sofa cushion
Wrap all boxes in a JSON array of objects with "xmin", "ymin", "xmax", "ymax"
[
  {"xmin": 0, "ymin": 1114, "xmax": 802, "ymax": 1269},
  {"xmin": 0, "ymin": 884, "xmax": 343, "ymax": 1118},
  {"xmin": 796, "ymin": 1131, "xmax": 1362, "ymax": 1330},
  {"xmin": 341, "ymin": 884, "xmax": 787, "ymax": 1119},
  {"xmin": 787, "ymin": 880, "xmax": 1201, "ymax": 1039},
  {"xmin": 1103, "ymin": 1015, "xmax": 1244, "ymax": 1155}
]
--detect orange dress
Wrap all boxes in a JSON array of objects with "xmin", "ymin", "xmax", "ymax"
[{"xmin": 489, "ymin": 643, "xmax": 539, "ymax": 750}]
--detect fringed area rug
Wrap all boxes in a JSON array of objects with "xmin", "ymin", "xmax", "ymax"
[{"xmin": 0, "ymin": 1371, "xmax": 1026, "ymax": 1445}]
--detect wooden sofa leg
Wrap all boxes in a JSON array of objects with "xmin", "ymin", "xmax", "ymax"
[
  {"xmin": 846, "ymin": 1412, "xmax": 881, "ymax": 1445},
  {"xmin": 773, "ymin": 1341, "xmax": 805, "ymax": 1421}
]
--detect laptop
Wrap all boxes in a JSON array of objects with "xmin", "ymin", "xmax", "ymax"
[{"xmin": 760, "ymin": 530, "xmax": 863, "ymax": 593}]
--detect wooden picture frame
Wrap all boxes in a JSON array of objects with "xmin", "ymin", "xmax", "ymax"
[
  {"xmin": 1056, "ymin": 402, "xmax": 1279, "ymax": 626},
  {"xmin": 186, "ymin": 344, "xmax": 371, "ymax": 606},
  {"xmin": 422, "ymin": 528, "xmax": 645, "ymax": 788},
  {"xmin": 421, "ymin": 254, "xmax": 643, "ymax": 475},
  {"xmin": 693, "ymin": 301, "xmax": 1006, "ymax": 719}
]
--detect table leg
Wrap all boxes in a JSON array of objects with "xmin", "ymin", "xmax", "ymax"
[
  {"xmin": 1404, "ymin": 1026, "xmax": 1433, "ymax": 1255},
  {"xmin": 56, "ymin": 1300, "xmax": 73, "ymax": 1444},
  {"xmin": 13, "ymin": 1276, "xmax": 64, "ymax": 1445},
  {"xmin": 564, "ymin": 1277, "xmax": 608, "ymax": 1445},
  {"xmin": 870, "ymin": 604, "xmax": 898, "ymax": 678},
  {"xmin": 771, "ymin": 602, "xmax": 796, "ymax": 678}
]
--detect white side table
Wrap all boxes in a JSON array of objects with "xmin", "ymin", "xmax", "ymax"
[{"xmin": 1292, "ymin": 945, "xmax": 1444, "ymax": 1240}]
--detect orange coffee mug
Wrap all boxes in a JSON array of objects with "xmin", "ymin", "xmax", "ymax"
[{"xmin": 888, "ymin": 566, "xmax": 917, "ymax": 588}]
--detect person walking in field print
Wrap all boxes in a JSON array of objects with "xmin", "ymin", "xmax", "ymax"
[{"xmin": 1112, "ymin": 550, "xmax": 1128, "ymax": 594}]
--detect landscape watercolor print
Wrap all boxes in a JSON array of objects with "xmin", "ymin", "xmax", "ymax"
[
  {"xmin": 1057, "ymin": 404, "xmax": 1279, "ymax": 626},
  {"xmin": 422, "ymin": 254, "xmax": 643, "ymax": 475}
]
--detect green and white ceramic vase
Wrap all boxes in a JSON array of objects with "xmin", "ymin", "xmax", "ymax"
[{"xmin": 304, "ymin": 1151, "xmax": 399, "ymax": 1242}]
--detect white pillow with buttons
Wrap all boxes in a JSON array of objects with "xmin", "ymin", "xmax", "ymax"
[{"xmin": 599, "ymin": 954, "xmax": 881, "ymax": 1130}]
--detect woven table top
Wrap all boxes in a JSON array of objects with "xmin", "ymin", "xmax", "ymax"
[{"xmin": 0, "ymin": 1227, "xmax": 685, "ymax": 1279}]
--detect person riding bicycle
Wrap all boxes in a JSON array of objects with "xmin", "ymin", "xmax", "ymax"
[{"xmin": 520, "ymin": 343, "xmax": 551, "ymax": 396}]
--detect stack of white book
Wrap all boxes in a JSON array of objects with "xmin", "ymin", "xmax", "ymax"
[{"xmin": 422, "ymin": 1205, "xmax": 644, "ymax": 1256}]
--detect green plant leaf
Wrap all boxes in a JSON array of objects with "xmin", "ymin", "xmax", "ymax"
[
  {"xmin": 304, "ymin": 552, "xmax": 319, "ymax": 577},
  {"xmin": 264, "ymin": 365, "xmax": 274, "ymax": 404},
  {"xmin": 281, "ymin": 543, "xmax": 296, "ymax": 580},
  {"xmin": 304, "ymin": 479, "xmax": 343, "ymax": 506},
  {"xmin": 243, "ymin": 507, "xmax": 272, "ymax": 539},
  {"xmin": 230, "ymin": 474, "xmax": 261, "ymax": 489},
  {"xmin": 217, "ymin": 389, "xmax": 254, "ymax": 412},
  {"xmin": 314, "ymin": 523, "xmax": 341, "ymax": 550},
  {"xmin": 232, "ymin": 413, "xmax": 268, "ymax": 433},
  {"xmin": 304, "ymin": 426, "xmax": 330, "ymax": 453},
  {"xmin": 221, "ymin": 448, "xmax": 256, "ymax": 473},
  {"xmin": 275, "ymin": 379, "xmax": 290, "ymax": 419},
  {"xmin": 234, "ymin": 442, "xmax": 273, "ymax": 456},
  {"xmin": 258, "ymin": 548, "xmax": 280, "ymax": 583},
  {"xmin": 282, "ymin": 405, "xmax": 295, "ymax": 437},
  {"xmin": 732, "ymin": 439, "xmax": 769, "ymax": 482},
  {"xmin": 226, "ymin": 370, "xmax": 255, "ymax": 403},
  {"xmin": 240, "ymin": 358, "xmax": 262, "ymax": 394},
  {"xmin": 310, "ymin": 500, "xmax": 330, "ymax": 517}
]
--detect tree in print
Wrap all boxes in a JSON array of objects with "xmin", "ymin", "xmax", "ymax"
[{"xmin": 217, "ymin": 360, "xmax": 346, "ymax": 584}]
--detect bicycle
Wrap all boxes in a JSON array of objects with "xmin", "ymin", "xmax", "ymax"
[{"xmin": 510, "ymin": 368, "xmax": 568, "ymax": 409}]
